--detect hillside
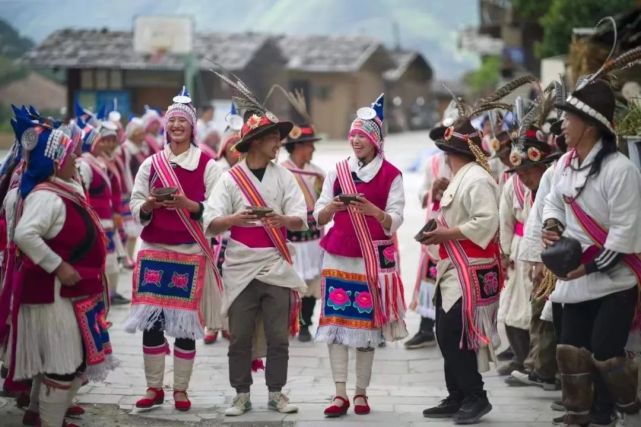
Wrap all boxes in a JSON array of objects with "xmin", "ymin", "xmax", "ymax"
[{"xmin": 0, "ymin": 0, "xmax": 479, "ymax": 78}]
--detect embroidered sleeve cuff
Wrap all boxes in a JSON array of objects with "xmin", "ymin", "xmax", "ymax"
[{"xmin": 190, "ymin": 202, "xmax": 204, "ymax": 221}]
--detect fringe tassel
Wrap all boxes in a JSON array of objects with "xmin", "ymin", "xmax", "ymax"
[
  {"xmin": 85, "ymin": 354, "xmax": 120, "ymax": 383},
  {"xmin": 289, "ymin": 291, "xmax": 301, "ymax": 336},
  {"xmin": 123, "ymin": 305, "xmax": 205, "ymax": 340},
  {"xmin": 316, "ymin": 325, "xmax": 383, "ymax": 348},
  {"xmin": 251, "ymin": 358, "xmax": 265, "ymax": 372},
  {"xmin": 462, "ymin": 301, "xmax": 500, "ymax": 351}
]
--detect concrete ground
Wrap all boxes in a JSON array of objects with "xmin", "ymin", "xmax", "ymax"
[{"xmin": 0, "ymin": 131, "xmax": 561, "ymax": 426}]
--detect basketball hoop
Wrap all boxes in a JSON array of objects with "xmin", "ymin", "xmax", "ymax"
[{"xmin": 134, "ymin": 16, "xmax": 193, "ymax": 55}]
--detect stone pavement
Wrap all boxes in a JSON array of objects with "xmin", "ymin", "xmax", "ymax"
[{"xmin": 1, "ymin": 132, "xmax": 561, "ymax": 425}]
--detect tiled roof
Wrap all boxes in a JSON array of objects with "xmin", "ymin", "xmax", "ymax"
[
  {"xmin": 384, "ymin": 49, "xmax": 433, "ymax": 81},
  {"xmin": 276, "ymin": 34, "xmax": 385, "ymax": 72},
  {"xmin": 22, "ymin": 28, "xmax": 271, "ymax": 71}
]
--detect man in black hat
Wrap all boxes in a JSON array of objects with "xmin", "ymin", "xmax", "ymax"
[
  {"xmin": 420, "ymin": 118, "xmax": 500, "ymax": 425},
  {"xmin": 509, "ymin": 119, "xmax": 566, "ymax": 418},
  {"xmin": 542, "ymin": 78, "xmax": 641, "ymax": 426},
  {"xmin": 205, "ymin": 110, "xmax": 308, "ymax": 416}
]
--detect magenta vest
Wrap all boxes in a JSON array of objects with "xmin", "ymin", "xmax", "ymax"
[
  {"xmin": 320, "ymin": 160, "xmax": 401, "ymax": 257},
  {"xmin": 140, "ymin": 152, "xmax": 208, "ymax": 245},
  {"xmin": 86, "ymin": 162, "xmax": 113, "ymax": 220},
  {"xmin": 18, "ymin": 195, "xmax": 107, "ymax": 304}
]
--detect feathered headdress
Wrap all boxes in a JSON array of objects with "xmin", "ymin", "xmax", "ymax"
[
  {"xmin": 264, "ymin": 85, "xmax": 321, "ymax": 145},
  {"xmin": 209, "ymin": 63, "xmax": 293, "ymax": 153}
]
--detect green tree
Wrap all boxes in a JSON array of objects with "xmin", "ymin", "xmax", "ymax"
[
  {"xmin": 464, "ymin": 55, "xmax": 501, "ymax": 97},
  {"xmin": 510, "ymin": 0, "xmax": 635, "ymax": 57}
]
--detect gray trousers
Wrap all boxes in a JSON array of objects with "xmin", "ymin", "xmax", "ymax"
[{"xmin": 228, "ymin": 279, "xmax": 290, "ymax": 393}]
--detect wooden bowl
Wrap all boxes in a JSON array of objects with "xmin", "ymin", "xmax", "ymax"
[
  {"xmin": 151, "ymin": 187, "xmax": 178, "ymax": 201},
  {"xmin": 338, "ymin": 193, "xmax": 362, "ymax": 205},
  {"xmin": 246, "ymin": 206, "xmax": 274, "ymax": 218},
  {"xmin": 414, "ymin": 219, "xmax": 437, "ymax": 242}
]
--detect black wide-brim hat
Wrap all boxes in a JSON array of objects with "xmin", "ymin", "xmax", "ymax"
[
  {"xmin": 233, "ymin": 115, "xmax": 293, "ymax": 153},
  {"xmin": 489, "ymin": 130, "xmax": 514, "ymax": 159},
  {"xmin": 506, "ymin": 129, "xmax": 559, "ymax": 172},
  {"xmin": 555, "ymin": 79, "xmax": 615, "ymax": 138},
  {"xmin": 283, "ymin": 124, "xmax": 321, "ymax": 146},
  {"xmin": 431, "ymin": 118, "xmax": 488, "ymax": 158}
]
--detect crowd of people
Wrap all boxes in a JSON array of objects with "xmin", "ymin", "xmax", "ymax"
[{"xmin": 0, "ymin": 45, "xmax": 639, "ymax": 427}]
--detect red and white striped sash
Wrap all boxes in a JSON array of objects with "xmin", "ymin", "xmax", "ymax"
[
  {"xmin": 282, "ymin": 160, "xmax": 321, "ymax": 211},
  {"xmin": 336, "ymin": 159, "xmax": 385, "ymax": 327},
  {"xmin": 228, "ymin": 164, "xmax": 292, "ymax": 264},
  {"xmin": 150, "ymin": 152, "xmax": 223, "ymax": 291},
  {"xmin": 567, "ymin": 198, "xmax": 641, "ymax": 285}
]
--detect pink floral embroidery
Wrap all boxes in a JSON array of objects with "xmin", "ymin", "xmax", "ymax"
[
  {"xmin": 143, "ymin": 268, "xmax": 163, "ymax": 287},
  {"xmin": 382, "ymin": 245, "xmax": 396, "ymax": 263},
  {"xmin": 353, "ymin": 291, "xmax": 373, "ymax": 314},
  {"xmin": 482, "ymin": 272, "xmax": 499, "ymax": 296},
  {"xmin": 170, "ymin": 272, "xmax": 190, "ymax": 291},
  {"xmin": 428, "ymin": 266, "xmax": 438, "ymax": 279},
  {"xmin": 327, "ymin": 287, "xmax": 351, "ymax": 311}
]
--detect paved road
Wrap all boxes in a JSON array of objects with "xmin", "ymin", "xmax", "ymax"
[{"xmin": 1, "ymin": 131, "xmax": 560, "ymax": 426}]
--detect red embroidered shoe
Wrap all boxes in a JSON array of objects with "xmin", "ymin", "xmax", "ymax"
[
  {"xmin": 22, "ymin": 409, "xmax": 39, "ymax": 425},
  {"xmin": 16, "ymin": 391, "xmax": 30, "ymax": 408},
  {"xmin": 66, "ymin": 404, "xmax": 85, "ymax": 417},
  {"xmin": 323, "ymin": 396, "xmax": 349, "ymax": 418},
  {"xmin": 353, "ymin": 394, "xmax": 371, "ymax": 415},
  {"xmin": 173, "ymin": 390, "xmax": 191, "ymax": 411},
  {"xmin": 203, "ymin": 330, "xmax": 218, "ymax": 345},
  {"xmin": 222, "ymin": 330, "xmax": 231, "ymax": 340},
  {"xmin": 135, "ymin": 387, "xmax": 164, "ymax": 408}
]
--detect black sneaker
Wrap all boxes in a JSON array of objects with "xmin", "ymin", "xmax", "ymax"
[
  {"xmin": 404, "ymin": 331, "xmax": 436, "ymax": 349},
  {"xmin": 423, "ymin": 396, "xmax": 462, "ymax": 418},
  {"xmin": 510, "ymin": 370, "xmax": 559, "ymax": 391},
  {"xmin": 497, "ymin": 360, "xmax": 523, "ymax": 376},
  {"xmin": 110, "ymin": 293, "xmax": 130, "ymax": 305},
  {"xmin": 298, "ymin": 326, "xmax": 311, "ymax": 342},
  {"xmin": 497, "ymin": 348, "xmax": 514, "ymax": 361},
  {"xmin": 453, "ymin": 393, "xmax": 492, "ymax": 425},
  {"xmin": 550, "ymin": 400, "xmax": 564, "ymax": 411}
]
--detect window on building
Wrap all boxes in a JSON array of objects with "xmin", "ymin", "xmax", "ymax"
[
  {"xmin": 110, "ymin": 70, "xmax": 123, "ymax": 89},
  {"xmin": 80, "ymin": 69, "xmax": 94, "ymax": 89},
  {"xmin": 95, "ymin": 70, "xmax": 109, "ymax": 90},
  {"xmin": 316, "ymin": 85, "xmax": 332, "ymax": 101}
]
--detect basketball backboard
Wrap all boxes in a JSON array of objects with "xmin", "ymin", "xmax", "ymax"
[{"xmin": 133, "ymin": 16, "xmax": 193, "ymax": 55}]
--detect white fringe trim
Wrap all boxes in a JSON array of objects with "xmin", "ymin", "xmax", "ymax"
[
  {"xmin": 86, "ymin": 354, "xmax": 120, "ymax": 383},
  {"xmin": 382, "ymin": 319, "xmax": 409, "ymax": 342},
  {"xmin": 475, "ymin": 302, "xmax": 501, "ymax": 350},
  {"xmin": 123, "ymin": 304, "xmax": 205, "ymax": 340},
  {"xmin": 315, "ymin": 325, "xmax": 383, "ymax": 348}
]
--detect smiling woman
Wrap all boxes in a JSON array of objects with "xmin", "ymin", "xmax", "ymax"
[
  {"xmin": 314, "ymin": 93, "xmax": 407, "ymax": 418},
  {"xmin": 125, "ymin": 85, "xmax": 224, "ymax": 413}
]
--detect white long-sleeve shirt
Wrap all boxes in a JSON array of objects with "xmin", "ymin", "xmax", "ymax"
[
  {"xmin": 519, "ymin": 164, "xmax": 555, "ymax": 263},
  {"xmin": 543, "ymin": 142, "xmax": 641, "ymax": 303},
  {"xmin": 14, "ymin": 178, "xmax": 86, "ymax": 274},
  {"xmin": 130, "ymin": 144, "xmax": 222, "ymax": 230},
  {"xmin": 313, "ymin": 155, "xmax": 405, "ymax": 236},
  {"xmin": 203, "ymin": 159, "xmax": 308, "ymax": 314}
]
